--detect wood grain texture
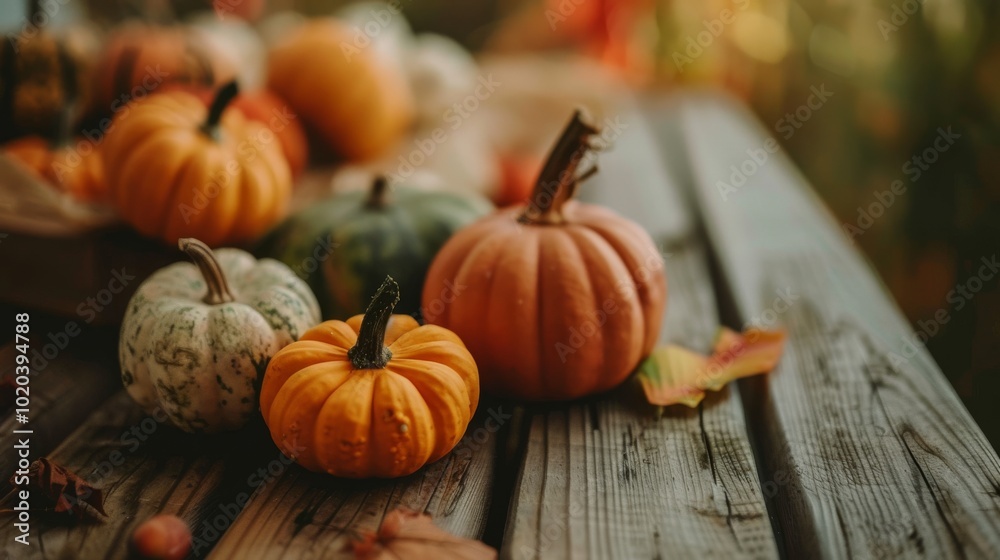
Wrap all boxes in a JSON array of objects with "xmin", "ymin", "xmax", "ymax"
[
  {"xmin": 1, "ymin": 390, "xmax": 278, "ymax": 559},
  {"xmin": 679, "ymin": 93, "xmax": 1000, "ymax": 558},
  {"xmin": 208, "ymin": 405, "xmax": 496, "ymax": 560},
  {"xmin": 501, "ymin": 109, "xmax": 778, "ymax": 560},
  {"xmin": 0, "ymin": 344, "xmax": 119, "ymax": 490}
]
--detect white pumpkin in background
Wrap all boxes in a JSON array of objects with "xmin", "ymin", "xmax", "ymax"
[
  {"xmin": 405, "ymin": 120, "xmax": 500, "ymax": 197},
  {"xmin": 327, "ymin": 119, "xmax": 500, "ymax": 200},
  {"xmin": 334, "ymin": 1, "xmax": 413, "ymax": 69},
  {"xmin": 189, "ymin": 12, "xmax": 267, "ymax": 90},
  {"xmin": 405, "ymin": 34, "xmax": 480, "ymax": 127},
  {"xmin": 257, "ymin": 10, "xmax": 307, "ymax": 49},
  {"xmin": 119, "ymin": 238, "xmax": 320, "ymax": 433}
]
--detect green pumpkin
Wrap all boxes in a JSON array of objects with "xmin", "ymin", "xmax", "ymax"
[{"xmin": 257, "ymin": 177, "xmax": 492, "ymax": 319}]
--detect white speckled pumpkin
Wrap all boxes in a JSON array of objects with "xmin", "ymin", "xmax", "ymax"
[{"xmin": 119, "ymin": 238, "xmax": 321, "ymax": 433}]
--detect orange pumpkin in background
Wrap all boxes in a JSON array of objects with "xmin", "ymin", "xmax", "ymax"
[
  {"xmin": 88, "ymin": 23, "xmax": 233, "ymax": 119},
  {"xmin": 3, "ymin": 136, "xmax": 106, "ymax": 203},
  {"xmin": 101, "ymin": 81, "xmax": 292, "ymax": 247},
  {"xmin": 266, "ymin": 19, "xmax": 414, "ymax": 161},
  {"xmin": 422, "ymin": 111, "xmax": 667, "ymax": 401},
  {"xmin": 160, "ymin": 84, "xmax": 309, "ymax": 178},
  {"xmin": 234, "ymin": 90, "xmax": 309, "ymax": 178},
  {"xmin": 261, "ymin": 277, "xmax": 479, "ymax": 478}
]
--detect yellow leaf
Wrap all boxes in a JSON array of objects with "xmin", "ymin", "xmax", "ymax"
[{"xmin": 636, "ymin": 328, "xmax": 787, "ymax": 407}]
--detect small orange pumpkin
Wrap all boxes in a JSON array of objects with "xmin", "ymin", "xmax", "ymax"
[
  {"xmin": 260, "ymin": 277, "xmax": 479, "ymax": 478},
  {"xmin": 266, "ymin": 19, "xmax": 413, "ymax": 161},
  {"xmin": 161, "ymin": 84, "xmax": 309, "ymax": 178},
  {"xmin": 422, "ymin": 111, "xmax": 667, "ymax": 400},
  {"xmin": 3, "ymin": 135, "xmax": 106, "ymax": 202},
  {"xmin": 101, "ymin": 81, "xmax": 292, "ymax": 247},
  {"xmin": 88, "ymin": 23, "xmax": 233, "ymax": 120}
]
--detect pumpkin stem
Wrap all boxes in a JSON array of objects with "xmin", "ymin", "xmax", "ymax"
[
  {"xmin": 178, "ymin": 238, "xmax": 236, "ymax": 305},
  {"xmin": 202, "ymin": 81, "xmax": 239, "ymax": 141},
  {"xmin": 519, "ymin": 109, "xmax": 600, "ymax": 225},
  {"xmin": 348, "ymin": 276, "xmax": 399, "ymax": 370},
  {"xmin": 50, "ymin": 104, "xmax": 76, "ymax": 149},
  {"xmin": 366, "ymin": 176, "xmax": 390, "ymax": 209}
]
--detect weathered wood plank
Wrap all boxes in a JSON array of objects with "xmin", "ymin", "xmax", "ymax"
[
  {"xmin": 0, "ymin": 343, "xmax": 120, "ymax": 491},
  {"xmin": 679, "ymin": 93, "xmax": 1000, "ymax": 558},
  {"xmin": 501, "ymin": 109, "xmax": 778, "ymax": 559},
  {"xmin": 208, "ymin": 405, "xmax": 497, "ymax": 559},
  {"xmin": 0, "ymin": 390, "xmax": 277, "ymax": 559}
]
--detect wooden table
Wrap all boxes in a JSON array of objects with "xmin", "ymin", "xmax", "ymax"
[{"xmin": 3, "ymin": 93, "xmax": 999, "ymax": 559}]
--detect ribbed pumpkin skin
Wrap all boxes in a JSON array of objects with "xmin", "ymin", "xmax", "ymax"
[
  {"xmin": 159, "ymin": 84, "xmax": 309, "ymax": 178},
  {"xmin": 422, "ymin": 202, "xmax": 667, "ymax": 400},
  {"xmin": 120, "ymin": 248, "xmax": 321, "ymax": 433},
  {"xmin": 233, "ymin": 90, "xmax": 309, "ymax": 178},
  {"xmin": 257, "ymin": 187, "xmax": 491, "ymax": 319},
  {"xmin": 266, "ymin": 19, "xmax": 413, "ymax": 161},
  {"xmin": 260, "ymin": 315, "xmax": 479, "ymax": 478},
  {"xmin": 101, "ymin": 90, "xmax": 292, "ymax": 247}
]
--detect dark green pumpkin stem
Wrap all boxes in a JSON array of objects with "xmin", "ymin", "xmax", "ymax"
[
  {"xmin": 366, "ymin": 176, "xmax": 390, "ymax": 209},
  {"xmin": 348, "ymin": 276, "xmax": 399, "ymax": 369},
  {"xmin": 201, "ymin": 81, "xmax": 239, "ymax": 141},
  {"xmin": 519, "ymin": 109, "xmax": 600, "ymax": 225},
  {"xmin": 179, "ymin": 238, "xmax": 235, "ymax": 305}
]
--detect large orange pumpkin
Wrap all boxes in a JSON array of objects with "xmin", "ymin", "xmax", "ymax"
[
  {"xmin": 88, "ymin": 23, "xmax": 233, "ymax": 120},
  {"xmin": 261, "ymin": 277, "xmax": 479, "ymax": 478},
  {"xmin": 422, "ymin": 111, "xmax": 667, "ymax": 400},
  {"xmin": 2, "ymin": 135, "xmax": 106, "ymax": 202},
  {"xmin": 101, "ymin": 81, "xmax": 292, "ymax": 247},
  {"xmin": 266, "ymin": 19, "xmax": 413, "ymax": 161}
]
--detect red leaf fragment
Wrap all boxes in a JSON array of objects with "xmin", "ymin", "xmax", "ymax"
[
  {"xmin": 350, "ymin": 508, "xmax": 497, "ymax": 560},
  {"xmin": 8, "ymin": 458, "xmax": 107, "ymax": 519}
]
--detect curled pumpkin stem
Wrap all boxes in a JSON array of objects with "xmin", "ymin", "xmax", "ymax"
[
  {"xmin": 519, "ymin": 109, "xmax": 600, "ymax": 225},
  {"xmin": 178, "ymin": 238, "xmax": 235, "ymax": 305},
  {"xmin": 349, "ymin": 276, "xmax": 400, "ymax": 369}
]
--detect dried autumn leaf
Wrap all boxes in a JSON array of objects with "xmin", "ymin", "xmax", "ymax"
[
  {"xmin": 637, "ymin": 345, "xmax": 709, "ymax": 407},
  {"xmin": 704, "ymin": 328, "xmax": 787, "ymax": 391},
  {"xmin": 350, "ymin": 508, "xmax": 497, "ymax": 560},
  {"xmin": 637, "ymin": 327, "xmax": 787, "ymax": 407},
  {"xmin": 8, "ymin": 458, "xmax": 107, "ymax": 519}
]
